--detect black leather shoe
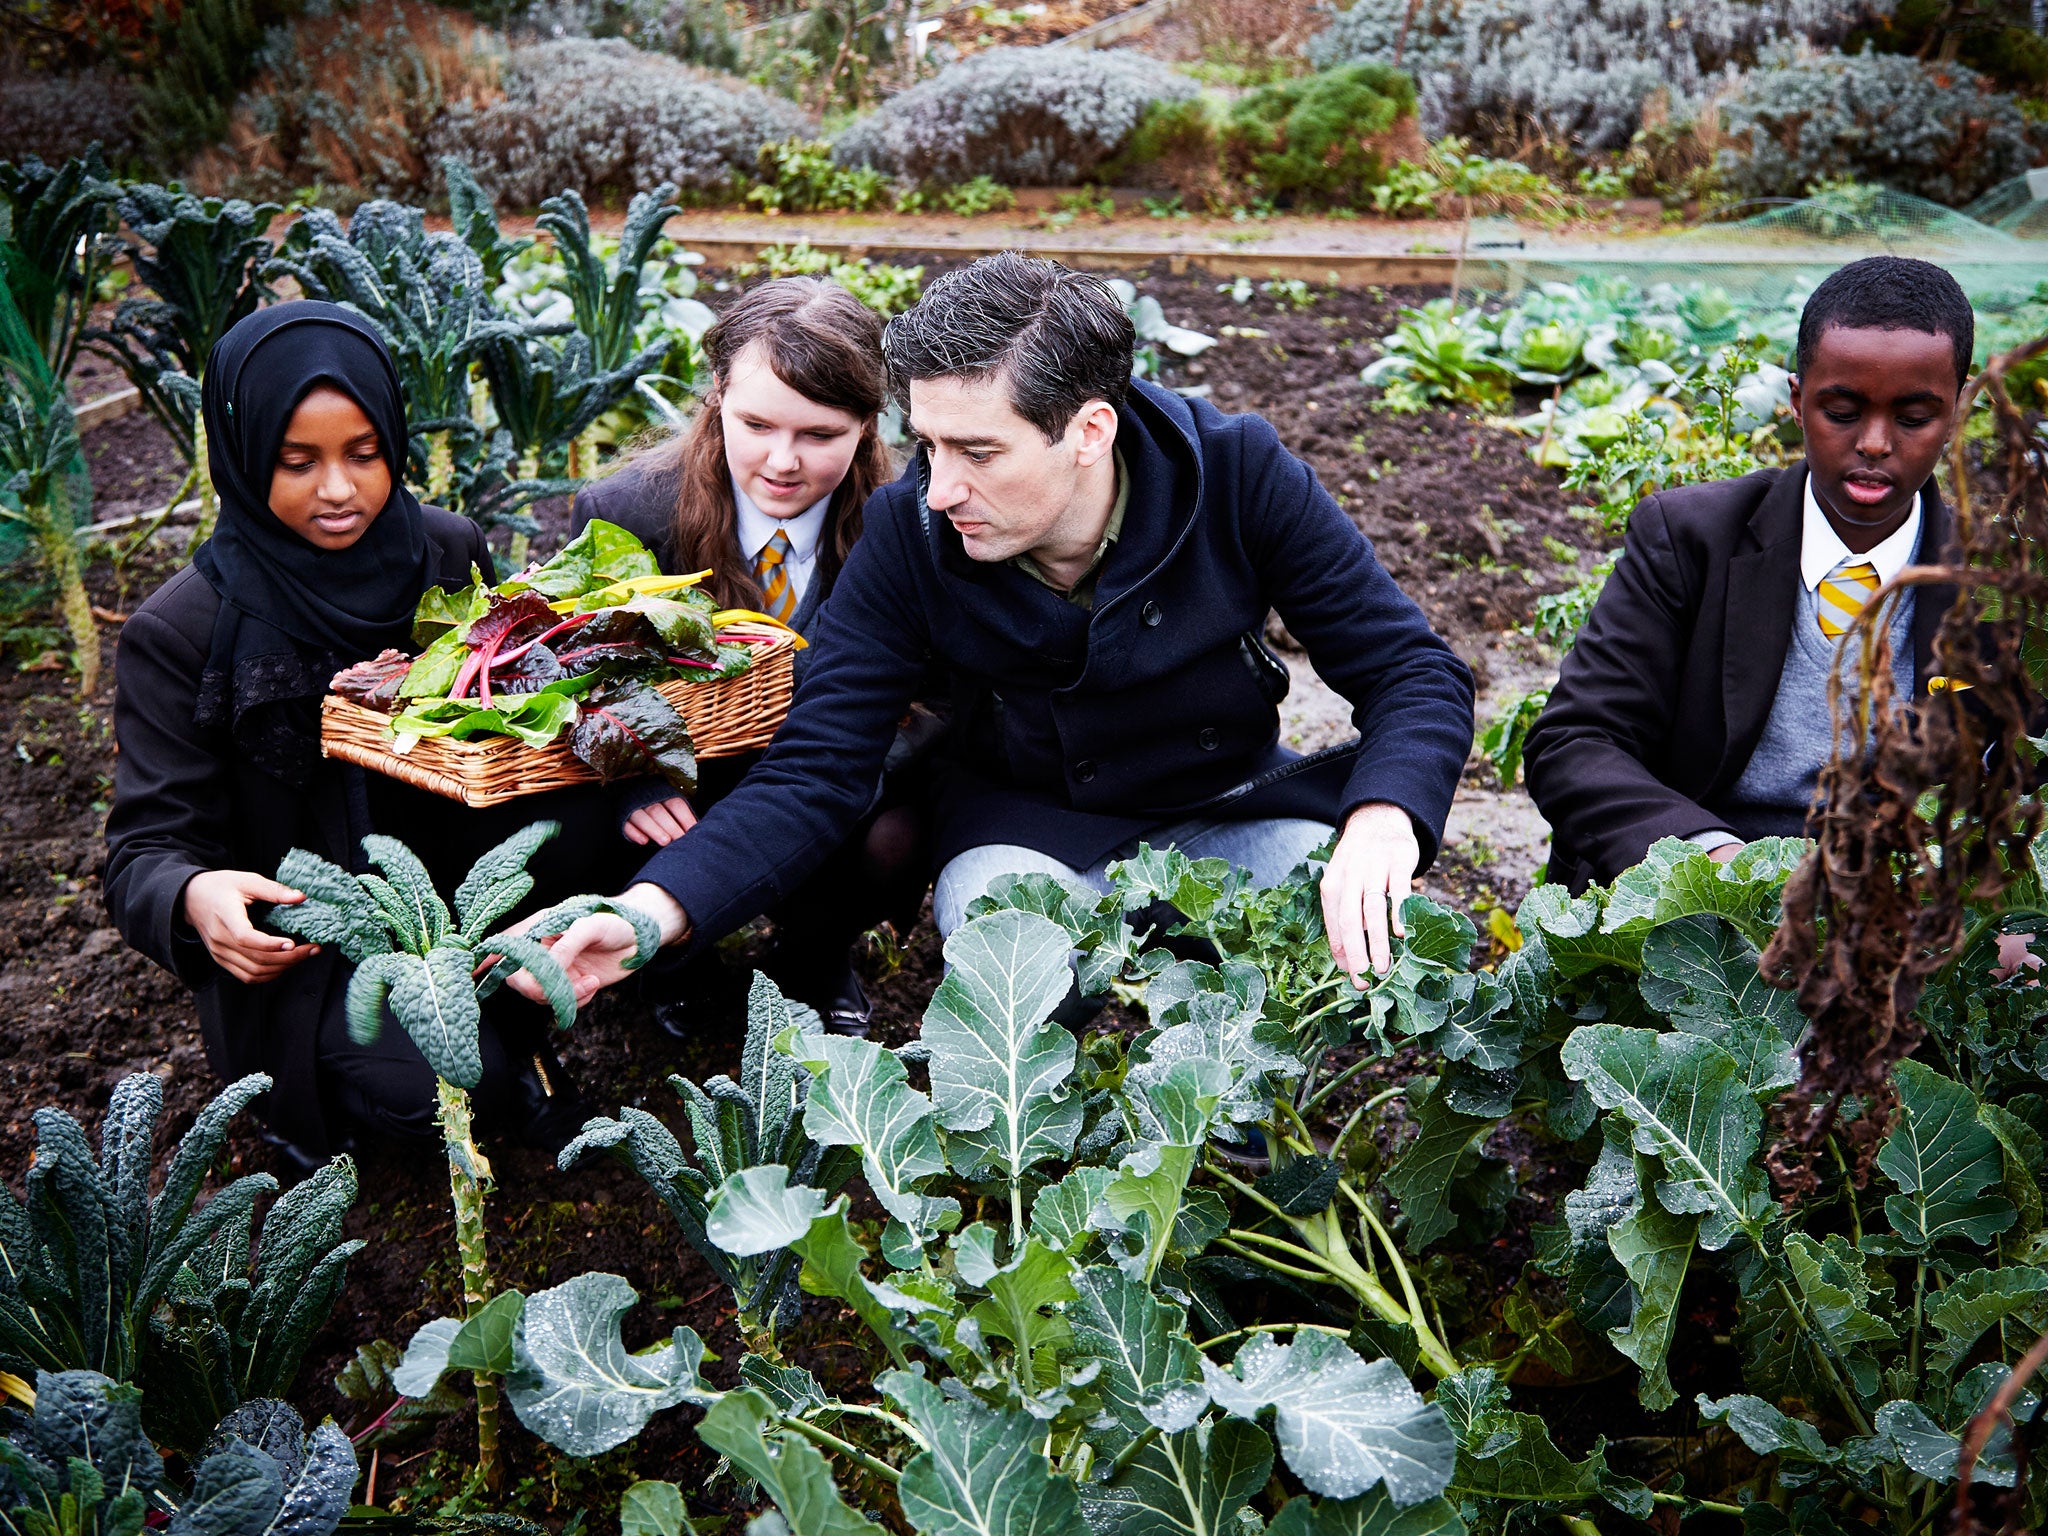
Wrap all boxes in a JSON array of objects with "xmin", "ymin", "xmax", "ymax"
[{"xmin": 817, "ymin": 962, "xmax": 873, "ymax": 1038}]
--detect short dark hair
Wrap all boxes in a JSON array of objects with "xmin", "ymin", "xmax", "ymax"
[
  {"xmin": 882, "ymin": 252, "xmax": 1136, "ymax": 441},
  {"xmin": 1796, "ymin": 256, "xmax": 1973, "ymax": 390}
]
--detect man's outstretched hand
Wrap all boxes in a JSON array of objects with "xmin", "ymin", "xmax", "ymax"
[
  {"xmin": 504, "ymin": 882, "xmax": 689, "ymax": 1009},
  {"xmin": 1321, "ymin": 801, "xmax": 1422, "ymax": 986}
]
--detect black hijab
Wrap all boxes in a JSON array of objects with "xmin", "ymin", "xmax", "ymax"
[{"xmin": 192, "ymin": 302, "xmax": 435, "ymax": 784}]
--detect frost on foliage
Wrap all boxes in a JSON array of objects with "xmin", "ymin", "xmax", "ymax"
[
  {"xmin": 1718, "ymin": 44, "xmax": 2034, "ymax": 205},
  {"xmin": 505, "ymin": 1274, "xmax": 716, "ymax": 1456},
  {"xmin": 1199, "ymin": 1333, "xmax": 1456, "ymax": 1504},
  {"xmin": 1311, "ymin": 0, "xmax": 1876, "ymax": 150},
  {"xmin": 832, "ymin": 47, "xmax": 1196, "ymax": 186},
  {"xmin": 706, "ymin": 1166, "xmax": 833, "ymax": 1257},
  {"xmin": 429, "ymin": 39, "xmax": 807, "ymax": 205}
]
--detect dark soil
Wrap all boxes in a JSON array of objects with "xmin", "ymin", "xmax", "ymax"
[{"xmin": 2, "ymin": 269, "xmax": 1610, "ymax": 1524}]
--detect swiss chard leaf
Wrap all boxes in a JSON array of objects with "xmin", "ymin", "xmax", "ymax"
[
  {"xmin": 567, "ymin": 677, "xmax": 699, "ymax": 792},
  {"xmin": 511, "ymin": 517, "xmax": 660, "ymax": 599}
]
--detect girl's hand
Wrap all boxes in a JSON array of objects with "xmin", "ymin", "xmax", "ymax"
[
  {"xmin": 183, "ymin": 870, "xmax": 318, "ymax": 985},
  {"xmin": 624, "ymin": 796, "xmax": 698, "ymax": 847}
]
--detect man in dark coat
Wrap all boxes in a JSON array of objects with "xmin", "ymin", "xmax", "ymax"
[
  {"xmin": 1524, "ymin": 256, "xmax": 1972, "ymax": 891},
  {"xmin": 509, "ymin": 253, "xmax": 1475, "ymax": 1003}
]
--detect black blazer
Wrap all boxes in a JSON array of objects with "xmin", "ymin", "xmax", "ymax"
[
  {"xmin": 1523, "ymin": 462, "xmax": 1953, "ymax": 892},
  {"xmin": 633, "ymin": 377, "xmax": 1476, "ymax": 956},
  {"xmin": 103, "ymin": 508, "xmax": 496, "ymax": 1153}
]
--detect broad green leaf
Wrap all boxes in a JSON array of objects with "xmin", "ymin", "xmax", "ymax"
[
  {"xmin": 967, "ymin": 1237, "xmax": 1078, "ymax": 1365},
  {"xmin": 739, "ymin": 1356, "xmax": 832, "ymax": 1417},
  {"xmin": 1099, "ymin": 1144, "xmax": 1204, "ymax": 1283},
  {"xmin": 1782, "ymin": 1232, "xmax": 1896, "ymax": 1401},
  {"xmin": 1560, "ymin": 1025, "xmax": 1770, "ymax": 1249},
  {"xmin": 270, "ymin": 848, "xmax": 394, "ymax": 963},
  {"xmin": 505, "ymin": 1272, "xmax": 715, "ymax": 1455},
  {"xmin": 791, "ymin": 1203, "xmax": 919, "ymax": 1369},
  {"xmin": 393, "ymin": 1317, "xmax": 462, "ymax": 1397},
  {"xmin": 1131, "ymin": 961, "xmax": 1303, "ymax": 1124},
  {"xmin": 1602, "ymin": 837, "xmax": 1803, "ymax": 950},
  {"xmin": 1065, "ymin": 1267, "xmax": 1205, "ymax": 1453},
  {"xmin": 361, "ymin": 834, "xmax": 453, "ymax": 947},
  {"xmin": 924, "ymin": 910, "xmax": 1084, "ymax": 1188},
  {"xmin": 451, "ymin": 819, "xmax": 558, "ymax": 940},
  {"xmin": 1268, "ymin": 1487, "xmax": 1467, "ymax": 1536},
  {"xmin": 1874, "ymin": 1400, "xmax": 1992, "ymax": 1483},
  {"xmin": 1979, "ymin": 1102, "xmax": 2045, "ymax": 1246},
  {"xmin": 1199, "ymin": 1332, "xmax": 1455, "ymax": 1504},
  {"xmin": 1638, "ymin": 915, "xmax": 1801, "ymax": 1046},
  {"xmin": 880, "ymin": 1369, "xmax": 1086, "ymax": 1536},
  {"xmin": 1082, "ymin": 1416, "xmax": 1274, "ymax": 1536},
  {"xmin": 1605, "ymin": 1160, "xmax": 1698, "ymax": 1411},
  {"xmin": 1030, "ymin": 1168, "xmax": 1116, "ymax": 1254},
  {"xmin": 695, "ymin": 1389, "xmax": 885, "ymax": 1536},
  {"xmin": 1516, "ymin": 884, "xmax": 1640, "ymax": 978},
  {"xmin": 1879, "ymin": 1060, "xmax": 2017, "ymax": 1250},
  {"xmin": 1533, "ymin": 1122, "xmax": 1635, "ymax": 1334},
  {"xmin": 784, "ymin": 1032, "xmax": 957, "ymax": 1238},
  {"xmin": 707, "ymin": 1167, "xmax": 831, "ymax": 1257},
  {"xmin": 621, "ymin": 1480, "xmax": 688, "ymax": 1536},
  {"xmin": 1924, "ymin": 1267, "xmax": 2048, "ymax": 1383},
  {"xmin": 446, "ymin": 1289, "xmax": 524, "ymax": 1376},
  {"xmin": 1696, "ymin": 1395, "xmax": 1837, "ymax": 1463},
  {"xmin": 1439, "ymin": 1369, "xmax": 1625, "ymax": 1510},
  {"xmin": 1383, "ymin": 1081, "xmax": 1496, "ymax": 1254}
]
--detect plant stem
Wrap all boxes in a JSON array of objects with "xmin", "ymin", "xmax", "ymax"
[
  {"xmin": 1195, "ymin": 1322, "xmax": 1352, "ymax": 1352},
  {"xmin": 776, "ymin": 1410, "xmax": 902, "ymax": 1484},
  {"xmin": 437, "ymin": 1078, "xmax": 500, "ymax": 1494},
  {"xmin": 188, "ymin": 414, "xmax": 218, "ymax": 552},
  {"xmin": 38, "ymin": 509, "xmax": 97, "ymax": 696},
  {"xmin": 1650, "ymin": 1492, "xmax": 1746, "ymax": 1517},
  {"xmin": 1107, "ymin": 1424, "xmax": 1162, "ymax": 1478},
  {"xmin": 1301, "ymin": 1055, "xmax": 1395, "ymax": 1117},
  {"xmin": 813, "ymin": 1401, "xmax": 929, "ymax": 1452}
]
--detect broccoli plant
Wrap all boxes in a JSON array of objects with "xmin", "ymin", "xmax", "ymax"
[
  {"xmin": 0, "ymin": 1072, "xmax": 362, "ymax": 1457},
  {"xmin": 86, "ymin": 185, "xmax": 280, "ymax": 547},
  {"xmin": 265, "ymin": 820, "xmax": 657, "ymax": 1492},
  {"xmin": 561, "ymin": 974, "xmax": 861, "ymax": 1353}
]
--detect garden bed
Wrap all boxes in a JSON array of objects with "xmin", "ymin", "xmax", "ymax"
[{"xmin": 1, "ymin": 268, "xmax": 1597, "ymax": 1521}]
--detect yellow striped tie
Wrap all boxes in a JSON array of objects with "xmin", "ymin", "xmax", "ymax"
[
  {"xmin": 756, "ymin": 529, "xmax": 796, "ymax": 622},
  {"xmin": 1816, "ymin": 558, "xmax": 1880, "ymax": 639}
]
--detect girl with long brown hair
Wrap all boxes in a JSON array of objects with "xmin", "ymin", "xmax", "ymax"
[{"xmin": 571, "ymin": 276, "xmax": 926, "ymax": 1034}]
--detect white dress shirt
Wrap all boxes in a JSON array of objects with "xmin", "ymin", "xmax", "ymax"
[
  {"xmin": 1799, "ymin": 474, "xmax": 1921, "ymax": 596},
  {"xmin": 733, "ymin": 476, "xmax": 830, "ymax": 609}
]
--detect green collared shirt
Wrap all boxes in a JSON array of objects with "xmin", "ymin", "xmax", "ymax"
[{"xmin": 1012, "ymin": 450, "xmax": 1128, "ymax": 610}]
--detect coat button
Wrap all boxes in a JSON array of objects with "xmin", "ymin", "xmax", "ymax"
[
  {"xmin": 1141, "ymin": 601, "xmax": 1162, "ymax": 627},
  {"xmin": 1075, "ymin": 760, "xmax": 1097, "ymax": 783},
  {"xmin": 1198, "ymin": 727, "xmax": 1220, "ymax": 750}
]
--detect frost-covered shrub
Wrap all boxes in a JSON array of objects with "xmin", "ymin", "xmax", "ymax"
[
  {"xmin": 428, "ymin": 38, "xmax": 807, "ymax": 204},
  {"xmin": 832, "ymin": 47, "xmax": 1197, "ymax": 186},
  {"xmin": 1719, "ymin": 44, "xmax": 2035, "ymax": 205},
  {"xmin": 1223, "ymin": 63, "xmax": 1417, "ymax": 203},
  {"xmin": 1311, "ymin": 0, "xmax": 1873, "ymax": 151},
  {"xmin": 0, "ymin": 70, "xmax": 144, "ymax": 169}
]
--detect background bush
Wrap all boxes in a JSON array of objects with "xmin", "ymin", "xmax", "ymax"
[
  {"xmin": 1100, "ymin": 94, "xmax": 1226, "ymax": 200},
  {"xmin": 1222, "ymin": 62, "xmax": 1418, "ymax": 203},
  {"xmin": 0, "ymin": 69, "xmax": 145, "ymax": 170},
  {"xmin": 192, "ymin": 0, "xmax": 503, "ymax": 204},
  {"xmin": 428, "ymin": 37, "xmax": 808, "ymax": 203},
  {"xmin": 832, "ymin": 46, "xmax": 1197, "ymax": 186},
  {"xmin": 1718, "ymin": 43, "xmax": 2036, "ymax": 204},
  {"xmin": 1311, "ymin": 0, "xmax": 1874, "ymax": 152}
]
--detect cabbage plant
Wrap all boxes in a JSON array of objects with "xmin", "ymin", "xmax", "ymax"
[{"xmin": 266, "ymin": 820, "xmax": 658, "ymax": 1492}]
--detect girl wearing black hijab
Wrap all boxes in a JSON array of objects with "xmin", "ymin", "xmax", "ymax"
[{"xmin": 105, "ymin": 302, "xmax": 603, "ymax": 1166}]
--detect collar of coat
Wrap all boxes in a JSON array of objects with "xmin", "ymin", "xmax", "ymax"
[{"xmin": 911, "ymin": 377, "xmax": 1206, "ymax": 656}]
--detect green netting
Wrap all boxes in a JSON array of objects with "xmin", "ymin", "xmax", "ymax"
[{"xmin": 1462, "ymin": 177, "xmax": 2048, "ymax": 358}]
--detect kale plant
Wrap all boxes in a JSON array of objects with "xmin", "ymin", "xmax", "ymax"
[
  {"xmin": 266, "ymin": 820, "xmax": 658, "ymax": 1491},
  {"xmin": 0, "ymin": 1072, "xmax": 363, "ymax": 1455}
]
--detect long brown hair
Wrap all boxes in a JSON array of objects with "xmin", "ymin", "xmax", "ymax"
[{"xmin": 636, "ymin": 277, "xmax": 890, "ymax": 612}]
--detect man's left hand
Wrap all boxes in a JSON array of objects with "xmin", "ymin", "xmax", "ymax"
[{"xmin": 1321, "ymin": 802, "xmax": 1421, "ymax": 985}]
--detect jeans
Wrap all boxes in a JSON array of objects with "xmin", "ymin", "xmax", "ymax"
[{"xmin": 933, "ymin": 815, "xmax": 1334, "ymax": 937}]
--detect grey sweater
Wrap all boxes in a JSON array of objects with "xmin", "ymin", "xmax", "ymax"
[{"xmin": 1717, "ymin": 578, "xmax": 1916, "ymax": 840}]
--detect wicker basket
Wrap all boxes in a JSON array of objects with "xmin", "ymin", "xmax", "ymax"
[{"xmin": 319, "ymin": 635, "xmax": 796, "ymax": 807}]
